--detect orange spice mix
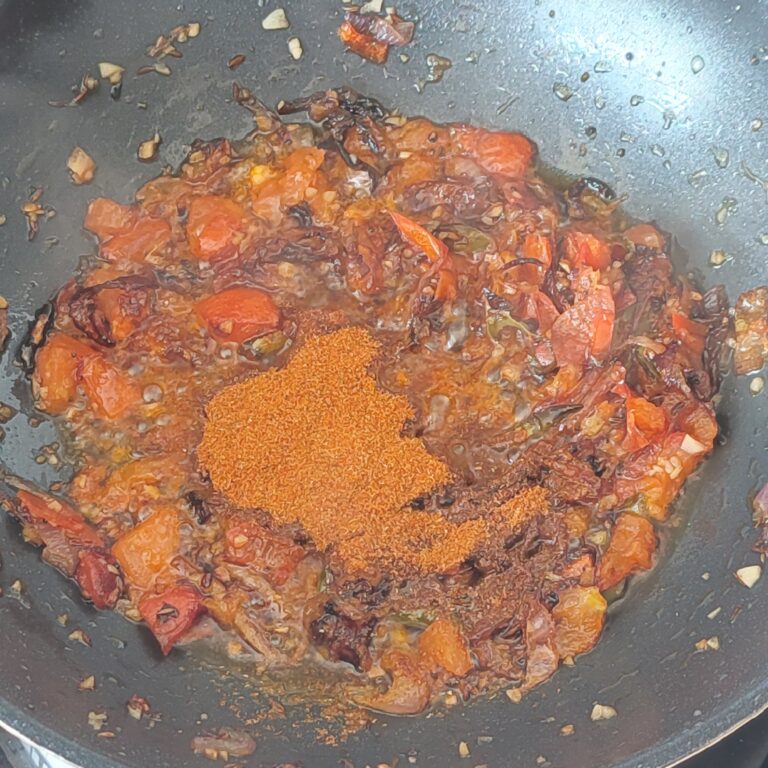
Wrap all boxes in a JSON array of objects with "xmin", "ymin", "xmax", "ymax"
[{"xmin": 198, "ymin": 327, "xmax": 547, "ymax": 573}]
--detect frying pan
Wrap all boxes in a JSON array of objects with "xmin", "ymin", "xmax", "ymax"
[{"xmin": 0, "ymin": 1, "xmax": 766, "ymax": 766}]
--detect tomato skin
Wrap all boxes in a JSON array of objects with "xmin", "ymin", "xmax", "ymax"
[
  {"xmin": 100, "ymin": 217, "xmax": 171, "ymax": 264},
  {"xmin": 84, "ymin": 198, "xmax": 136, "ymax": 239},
  {"xmin": 32, "ymin": 334, "xmax": 98, "ymax": 414},
  {"xmin": 186, "ymin": 195, "xmax": 247, "ymax": 262},
  {"xmin": 139, "ymin": 584, "xmax": 205, "ymax": 655},
  {"xmin": 338, "ymin": 20, "xmax": 389, "ymax": 63},
  {"xmin": 79, "ymin": 355, "xmax": 141, "ymax": 419},
  {"xmin": 418, "ymin": 618, "xmax": 473, "ymax": 676},
  {"xmin": 389, "ymin": 211, "xmax": 458, "ymax": 301},
  {"xmin": 223, "ymin": 520, "xmax": 304, "ymax": 586},
  {"xmin": 75, "ymin": 550, "xmax": 123, "ymax": 609},
  {"xmin": 196, "ymin": 287, "xmax": 281, "ymax": 343},
  {"xmin": 565, "ymin": 230, "xmax": 612, "ymax": 270},
  {"xmin": 597, "ymin": 513, "xmax": 658, "ymax": 590},
  {"xmin": 551, "ymin": 282, "xmax": 615, "ymax": 367},
  {"xmin": 455, "ymin": 128, "xmax": 536, "ymax": 178},
  {"xmin": 16, "ymin": 489, "xmax": 105, "ymax": 548},
  {"xmin": 112, "ymin": 506, "xmax": 181, "ymax": 589}
]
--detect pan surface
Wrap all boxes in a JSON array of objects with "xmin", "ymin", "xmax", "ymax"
[{"xmin": 0, "ymin": 1, "xmax": 767, "ymax": 767}]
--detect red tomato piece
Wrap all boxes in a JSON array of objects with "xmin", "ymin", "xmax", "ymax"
[
  {"xmin": 32, "ymin": 334, "xmax": 98, "ymax": 415},
  {"xmin": 551, "ymin": 283, "xmax": 615, "ymax": 367},
  {"xmin": 75, "ymin": 550, "xmax": 123, "ymax": 609},
  {"xmin": 521, "ymin": 232, "xmax": 553, "ymax": 268},
  {"xmin": 389, "ymin": 211, "xmax": 458, "ymax": 301},
  {"xmin": 671, "ymin": 312, "xmax": 707, "ymax": 356},
  {"xmin": 338, "ymin": 20, "xmax": 389, "ymax": 64},
  {"xmin": 16, "ymin": 489, "xmax": 105, "ymax": 548},
  {"xmin": 614, "ymin": 384, "xmax": 668, "ymax": 451},
  {"xmin": 99, "ymin": 217, "xmax": 171, "ymax": 264},
  {"xmin": 196, "ymin": 287, "xmax": 281, "ymax": 343},
  {"xmin": 456, "ymin": 128, "xmax": 536, "ymax": 178},
  {"xmin": 186, "ymin": 195, "xmax": 247, "ymax": 262},
  {"xmin": 418, "ymin": 618, "xmax": 473, "ymax": 677},
  {"xmin": 93, "ymin": 285, "xmax": 152, "ymax": 343},
  {"xmin": 112, "ymin": 506, "xmax": 181, "ymax": 589},
  {"xmin": 79, "ymin": 355, "xmax": 141, "ymax": 419},
  {"xmin": 565, "ymin": 230, "xmax": 612, "ymax": 270},
  {"xmin": 84, "ymin": 198, "xmax": 136, "ymax": 239},
  {"xmin": 224, "ymin": 520, "xmax": 305, "ymax": 586},
  {"xmin": 281, "ymin": 147, "xmax": 326, "ymax": 207},
  {"xmin": 597, "ymin": 513, "xmax": 658, "ymax": 591},
  {"xmin": 139, "ymin": 584, "xmax": 205, "ymax": 655}
]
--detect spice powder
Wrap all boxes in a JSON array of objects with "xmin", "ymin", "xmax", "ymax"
[{"xmin": 199, "ymin": 327, "xmax": 545, "ymax": 574}]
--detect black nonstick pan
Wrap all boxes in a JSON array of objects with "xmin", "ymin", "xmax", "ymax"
[{"xmin": 1, "ymin": 1, "xmax": 767, "ymax": 766}]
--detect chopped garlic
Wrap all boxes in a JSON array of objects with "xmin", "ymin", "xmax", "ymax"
[
  {"xmin": 67, "ymin": 146, "xmax": 96, "ymax": 185},
  {"xmin": 97, "ymin": 62, "xmax": 124, "ymax": 85},
  {"xmin": 288, "ymin": 36, "xmax": 303, "ymax": 60},
  {"xmin": 187, "ymin": 21, "xmax": 201, "ymax": 38},
  {"xmin": 262, "ymin": 8, "xmax": 289, "ymax": 30},
  {"xmin": 750, "ymin": 376, "xmax": 765, "ymax": 395},
  {"xmin": 590, "ymin": 703, "xmax": 617, "ymax": 721},
  {"xmin": 736, "ymin": 564, "xmax": 762, "ymax": 588},
  {"xmin": 137, "ymin": 132, "xmax": 162, "ymax": 162},
  {"xmin": 458, "ymin": 741, "xmax": 470, "ymax": 758},
  {"xmin": 506, "ymin": 688, "xmax": 522, "ymax": 703}
]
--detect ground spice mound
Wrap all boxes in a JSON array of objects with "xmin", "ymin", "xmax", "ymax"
[{"xmin": 198, "ymin": 327, "xmax": 548, "ymax": 573}]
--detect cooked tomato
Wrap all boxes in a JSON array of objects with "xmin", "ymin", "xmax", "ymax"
[
  {"xmin": 389, "ymin": 211, "xmax": 458, "ymax": 301},
  {"xmin": 455, "ymin": 128, "xmax": 536, "ymax": 179},
  {"xmin": 139, "ymin": 584, "xmax": 205, "ymax": 655},
  {"xmin": 551, "ymin": 282, "xmax": 615, "ymax": 367},
  {"xmin": 84, "ymin": 198, "xmax": 136, "ymax": 239},
  {"xmin": 16, "ymin": 489, "xmax": 104, "ymax": 548},
  {"xmin": 75, "ymin": 550, "xmax": 123, "ymax": 609},
  {"xmin": 671, "ymin": 312, "xmax": 708, "ymax": 356},
  {"xmin": 338, "ymin": 20, "xmax": 389, "ymax": 64},
  {"xmin": 552, "ymin": 586, "xmax": 607, "ymax": 658},
  {"xmin": 418, "ymin": 618, "xmax": 473, "ymax": 676},
  {"xmin": 565, "ymin": 230, "xmax": 612, "ymax": 270},
  {"xmin": 93, "ymin": 285, "xmax": 152, "ymax": 343},
  {"xmin": 79, "ymin": 355, "xmax": 141, "ymax": 419},
  {"xmin": 223, "ymin": 520, "xmax": 305, "ymax": 586},
  {"xmin": 100, "ymin": 217, "xmax": 172, "ymax": 264},
  {"xmin": 112, "ymin": 506, "xmax": 181, "ymax": 589},
  {"xmin": 613, "ymin": 384, "xmax": 668, "ymax": 451},
  {"xmin": 186, "ymin": 195, "xmax": 247, "ymax": 262},
  {"xmin": 32, "ymin": 334, "xmax": 97, "ymax": 414},
  {"xmin": 623, "ymin": 223, "xmax": 666, "ymax": 252},
  {"xmin": 521, "ymin": 232, "xmax": 553, "ymax": 268},
  {"xmin": 196, "ymin": 287, "xmax": 281, "ymax": 343},
  {"xmin": 597, "ymin": 513, "xmax": 658, "ymax": 590}
]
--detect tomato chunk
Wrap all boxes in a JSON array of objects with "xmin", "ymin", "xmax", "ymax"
[
  {"xmin": 418, "ymin": 618, "xmax": 473, "ymax": 677},
  {"xmin": 551, "ymin": 282, "xmax": 615, "ymax": 367},
  {"xmin": 671, "ymin": 312, "xmax": 707, "ymax": 356},
  {"xmin": 565, "ymin": 230, "xmax": 612, "ymax": 270},
  {"xmin": 16, "ymin": 489, "xmax": 105, "ymax": 548},
  {"xmin": 597, "ymin": 513, "xmax": 658, "ymax": 590},
  {"xmin": 112, "ymin": 506, "xmax": 181, "ymax": 589},
  {"xmin": 456, "ymin": 128, "xmax": 536, "ymax": 179},
  {"xmin": 75, "ymin": 550, "xmax": 123, "ymax": 609},
  {"xmin": 613, "ymin": 384, "xmax": 668, "ymax": 451},
  {"xmin": 338, "ymin": 20, "xmax": 389, "ymax": 64},
  {"xmin": 84, "ymin": 198, "xmax": 136, "ymax": 239},
  {"xmin": 223, "ymin": 520, "xmax": 304, "ymax": 586},
  {"xmin": 139, "ymin": 584, "xmax": 205, "ymax": 655},
  {"xmin": 79, "ymin": 355, "xmax": 141, "ymax": 419},
  {"xmin": 389, "ymin": 211, "xmax": 458, "ymax": 301},
  {"xmin": 552, "ymin": 586, "xmax": 607, "ymax": 658},
  {"xmin": 196, "ymin": 287, "xmax": 281, "ymax": 343},
  {"xmin": 32, "ymin": 334, "xmax": 97, "ymax": 414},
  {"xmin": 521, "ymin": 232, "xmax": 553, "ymax": 268},
  {"xmin": 100, "ymin": 217, "xmax": 171, "ymax": 264},
  {"xmin": 186, "ymin": 195, "xmax": 247, "ymax": 262}
]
